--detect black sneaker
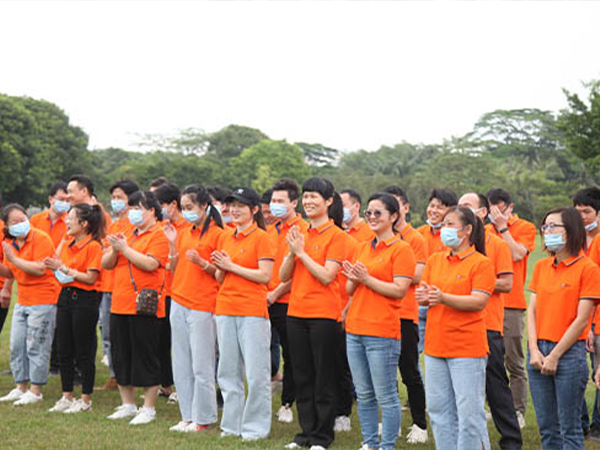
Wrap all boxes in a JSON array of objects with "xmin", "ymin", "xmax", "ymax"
[{"xmin": 589, "ymin": 423, "xmax": 600, "ymax": 442}]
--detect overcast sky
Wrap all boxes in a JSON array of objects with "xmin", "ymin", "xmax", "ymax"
[{"xmin": 1, "ymin": 1, "xmax": 599, "ymax": 153}]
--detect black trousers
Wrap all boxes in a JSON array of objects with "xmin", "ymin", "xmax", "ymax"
[
  {"xmin": 334, "ymin": 323, "xmax": 354, "ymax": 417},
  {"xmin": 0, "ymin": 306, "xmax": 8, "ymax": 334},
  {"xmin": 158, "ymin": 296, "xmax": 173, "ymax": 387},
  {"xmin": 486, "ymin": 330, "xmax": 523, "ymax": 450},
  {"xmin": 398, "ymin": 319, "xmax": 427, "ymax": 429},
  {"xmin": 56, "ymin": 288, "xmax": 100, "ymax": 395},
  {"xmin": 287, "ymin": 316, "xmax": 338, "ymax": 449},
  {"xmin": 270, "ymin": 302, "xmax": 296, "ymax": 406}
]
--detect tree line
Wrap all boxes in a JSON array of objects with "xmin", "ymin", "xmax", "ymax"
[{"xmin": 1, "ymin": 79, "xmax": 599, "ymax": 226}]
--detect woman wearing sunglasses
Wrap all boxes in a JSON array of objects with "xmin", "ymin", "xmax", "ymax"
[
  {"xmin": 528, "ymin": 207, "xmax": 600, "ymax": 450},
  {"xmin": 342, "ymin": 192, "xmax": 415, "ymax": 450}
]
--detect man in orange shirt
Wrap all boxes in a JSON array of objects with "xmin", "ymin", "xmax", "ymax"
[
  {"xmin": 340, "ymin": 189, "xmax": 375, "ymax": 243},
  {"xmin": 267, "ymin": 178, "xmax": 308, "ymax": 424},
  {"xmin": 30, "ymin": 181, "xmax": 70, "ymax": 248},
  {"xmin": 460, "ymin": 192, "xmax": 523, "ymax": 450},
  {"xmin": 486, "ymin": 188, "xmax": 536, "ymax": 428},
  {"xmin": 416, "ymin": 188, "xmax": 457, "ymax": 356},
  {"xmin": 383, "ymin": 185, "xmax": 428, "ymax": 444},
  {"xmin": 261, "ymin": 189, "xmax": 277, "ymax": 227}
]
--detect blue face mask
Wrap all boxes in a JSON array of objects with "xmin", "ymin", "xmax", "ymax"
[
  {"xmin": 343, "ymin": 208, "xmax": 352, "ymax": 224},
  {"xmin": 270, "ymin": 203, "xmax": 288, "ymax": 218},
  {"xmin": 161, "ymin": 207, "xmax": 171, "ymax": 221},
  {"xmin": 427, "ymin": 219, "xmax": 443, "ymax": 229},
  {"xmin": 544, "ymin": 233, "xmax": 566, "ymax": 252},
  {"xmin": 182, "ymin": 210, "xmax": 199, "ymax": 223},
  {"xmin": 585, "ymin": 221, "xmax": 598, "ymax": 233},
  {"xmin": 53, "ymin": 200, "xmax": 71, "ymax": 213},
  {"xmin": 55, "ymin": 270, "xmax": 75, "ymax": 285},
  {"xmin": 111, "ymin": 199, "xmax": 126, "ymax": 213},
  {"xmin": 441, "ymin": 227, "xmax": 464, "ymax": 248},
  {"xmin": 222, "ymin": 215, "xmax": 233, "ymax": 224},
  {"xmin": 128, "ymin": 209, "xmax": 144, "ymax": 226},
  {"xmin": 9, "ymin": 220, "xmax": 31, "ymax": 238},
  {"xmin": 487, "ymin": 214, "xmax": 496, "ymax": 225}
]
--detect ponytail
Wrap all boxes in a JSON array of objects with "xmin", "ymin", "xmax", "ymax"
[
  {"xmin": 182, "ymin": 184, "xmax": 224, "ymax": 237},
  {"xmin": 329, "ymin": 192, "xmax": 344, "ymax": 229},
  {"xmin": 73, "ymin": 203, "xmax": 106, "ymax": 242},
  {"xmin": 450, "ymin": 206, "xmax": 486, "ymax": 255},
  {"xmin": 254, "ymin": 208, "xmax": 267, "ymax": 231},
  {"xmin": 302, "ymin": 176, "xmax": 343, "ymax": 229}
]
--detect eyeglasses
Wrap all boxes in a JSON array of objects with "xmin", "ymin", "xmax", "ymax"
[
  {"xmin": 364, "ymin": 210, "xmax": 385, "ymax": 219},
  {"xmin": 541, "ymin": 223, "xmax": 565, "ymax": 233}
]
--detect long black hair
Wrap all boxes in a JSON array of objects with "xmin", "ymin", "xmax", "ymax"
[
  {"xmin": 128, "ymin": 190, "xmax": 163, "ymax": 221},
  {"xmin": 302, "ymin": 177, "xmax": 343, "ymax": 229},
  {"xmin": 447, "ymin": 206, "xmax": 486, "ymax": 255},
  {"xmin": 2, "ymin": 203, "xmax": 28, "ymax": 239},
  {"xmin": 181, "ymin": 184, "xmax": 224, "ymax": 236},
  {"xmin": 72, "ymin": 204, "xmax": 106, "ymax": 242}
]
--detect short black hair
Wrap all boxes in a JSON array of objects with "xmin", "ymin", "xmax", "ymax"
[
  {"xmin": 272, "ymin": 178, "xmax": 300, "ymax": 201},
  {"xmin": 476, "ymin": 193, "xmax": 490, "ymax": 212},
  {"xmin": 49, "ymin": 181, "xmax": 68, "ymax": 197},
  {"xmin": 367, "ymin": 192, "xmax": 400, "ymax": 229},
  {"xmin": 261, "ymin": 189, "xmax": 273, "ymax": 205},
  {"xmin": 486, "ymin": 188, "xmax": 511, "ymax": 206},
  {"xmin": 69, "ymin": 175, "xmax": 95, "ymax": 196},
  {"xmin": 149, "ymin": 177, "xmax": 169, "ymax": 189},
  {"xmin": 207, "ymin": 186, "xmax": 230, "ymax": 203},
  {"xmin": 572, "ymin": 187, "xmax": 600, "ymax": 213},
  {"xmin": 128, "ymin": 190, "xmax": 163, "ymax": 221},
  {"xmin": 2, "ymin": 203, "xmax": 28, "ymax": 239},
  {"xmin": 541, "ymin": 207, "xmax": 586, "ymax": 256},
  {"xmin": 109, "ymin": 179, "xmax": 140, "ymax": 197},
  {"xmin": 429, "ymin": 188, "xmax": 457, "ymax": 207},
  {"xmin": 154, "ymin": 182, "xmax": 181, "ymax": 211},
  {"xmin": 340, "ymin": 189, "xmax": 362, "ymax": 206},
  {"xmin": 382, "ymin": 185, "xmax": 408, "ymax": 204}
]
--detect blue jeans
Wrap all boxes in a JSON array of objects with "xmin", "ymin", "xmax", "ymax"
[
  {"xmin": 99, "ymin": 292, "xmax": 115, "ymax": 377},
  {"xmin": 171, "ymin": 301, "xmax": 217, "ymax": 425},
  {"xmin": 528, "ymin": 340, "xmax": 588, "ymax": 450},
  {"xmin": 216, "ymin": 315, "xmax": 271, "ymax": 440},
  {"xmin": 417, "ymin": 305, "xmax": 428, "ymax": 354},
  {"xmin": 425, "ymin": 355, "xmax": 490, "ymax": 450},
  {"xmin": 346, "ymin": 333, "xmax": 401, "ymax": 450},
  {"xmin": 10, "ymin": 303, "xmax": 57, "ymax": 385}
]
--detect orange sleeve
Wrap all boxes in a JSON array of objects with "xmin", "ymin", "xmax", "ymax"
[
  {"xmin": 495, "ymin": 240, "xmax": 513, "ymax": 274},
  {"xmin": 393, "ymin": 243, "xmax": 416, "ymax": 279},
  {"xmin": 518, "ymin": 222, "xmax": 537, "ymax": 253},
  {"xmin": 471, "ymin": 259, "xmax": 496, "ymax": 295},
  {"xmin": 528, "ymin": 261, "xmax": 541, "ymax": 293},
  {"xmin": 257, "ymin": 231, "xmax": 276, "ymax": 261},
  {"xmin": 325, "ymin": 231, "xmax": 347, "ymax": 263},
  {"xmin": 146, "ymin": 231, "xmax": 169, "ymax": 268},
  {"xmin": 412, "ymin": 234, "xmax": 427, "ymax": 264},
  {"xmin": 589, "ymin": 238, "xmax": 600, "ymax": 266},
  {"xmin": 581, "ymin": 262, "xmax": 600, "ymax": 301},
  {"xmin": 87, "ymin": 243, "xmax": 103, "ymax": 272},
  {"xmin": 33, "ymin": 232, "xmax": 56, "ymax": 260},
  {"xmin": 421, "ymin": 255, "xmax": 433, "ymax": 285}
]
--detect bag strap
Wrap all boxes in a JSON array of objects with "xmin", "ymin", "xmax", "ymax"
[{"xmin": 128, "ymin": 261, "xmax": 167, "ymax": 296}]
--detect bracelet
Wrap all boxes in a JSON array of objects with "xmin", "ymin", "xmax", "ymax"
[
  {"xmin": 201, "ymin": 261, "xmax": 209, "ymax": 271},
  {"xmin": 168, "ymin": 253, "xmax": 178, "ymax": 260},
  {"xmin": 499, "ymin": 227, "xmax": 509, "ymax": 234}
]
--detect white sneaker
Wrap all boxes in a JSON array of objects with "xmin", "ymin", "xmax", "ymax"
[
  {"xmin": 277, "ymin": 405, "xmax": 294, "ymax": 423},
  {"xmin": 406, "ymin": 424, "xmax": 428, "ymax": 444},
  {"xmin": 334, "ymin": 415, "xmax": 351, "ymax": 432},
  {"xmin": 129, "ymin": 407, "xmax": 156, "ymax": 425},
  {"xmin": 49, "ymin": 396, "xmax": 73, "ymax": 412},
  {"xmin": 107, "ymin": 404, "xmax": 138, "ymax": 420},
  {"xmin": 101, "ymin": 354, "xmax": 109, "ymax": 367},
  {"xmin": 0, "ymin": 388, "xmax": 25, "ymax": 402},
  {"xmin": 64, "ymin": 399, "xmax": 92, "ymax": 413},
  {"xmin": 185, "ymin": 422, "xmax": 210, "ymax": 433},
  {"xmin": 309, "ymin": 446, "xmax": 327, "ymax": 450},
  {"xmin": 169, "ymin": 421, "xmax": 191, "ymax": 432},
  {"xmin": 516, "ymin": 411, "xmax": 526, "ymax": 429},
  {"xmin": 284, "ymin": 443, "xmax": 301, "ymax": 449},
  {"xmin": 13, "ymin": 390, "xmax": 43, "ymax": 406},
  {"xmin": 167, "ymin": 392, "xmax": 178, "ymax": 404},
  {"xmin": 485, "ymin": 409, "xmax": 492, "ymax": 421}
]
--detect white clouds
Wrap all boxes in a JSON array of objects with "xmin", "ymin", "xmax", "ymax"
[{"xmin": 0, "ymin": 1, "xmax": 598, "ymax": 152}]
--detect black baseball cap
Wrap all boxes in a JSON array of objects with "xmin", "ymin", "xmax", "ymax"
[{"xmin": 225, "ymin": 187, "xmax": 261, "ymax": 207}]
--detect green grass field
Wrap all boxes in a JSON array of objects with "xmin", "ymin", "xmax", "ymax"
[{"xmin": 1, "ymin": 237, "xmax": 600, "ymax": 449}]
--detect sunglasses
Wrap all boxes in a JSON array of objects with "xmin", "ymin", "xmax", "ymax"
[{"xmin": 364, "ymin": 209, "xmax": 386, "ymax": 219}]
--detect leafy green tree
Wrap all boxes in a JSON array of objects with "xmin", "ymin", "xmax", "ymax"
[
  {"xmin": 295, "ymin": 142, "xmax": 339, "ymax": 166},
  {"xmin": 206, "ymin": 125, "xmax": 268, "ymax": 159}
]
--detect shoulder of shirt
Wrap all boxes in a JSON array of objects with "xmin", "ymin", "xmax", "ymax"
[{"xmin": 30, "ymin": 210, "xmax": 48, "ymax": 221}]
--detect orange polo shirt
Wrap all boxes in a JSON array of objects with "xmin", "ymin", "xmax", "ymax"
[
  {"xmin": 4, "ymin": 229, "xmax": 60, "ymax": 306},
  {"xmin": 398, "ymin": 223, "xmax": 427, "ymax": 324},
  {"xmin": 529, "ymin": 252, "xmax": 600, "ymax": 342},
  {"xmin": 171, "ymin": 223, "xmax": 224, "ymax": 313},
  {"xmin": 584, "ymin": 235, "xmax": 600, "ymax": 330},
  {"xmin": 347, "ymin": 218, "xmax": 376, "ymax": 243},
  {"xmin": 215, "ymin": 223, "xmax": 275, "ymax": 318},
  {"xmin": 100, "ymin": 218, "xmax": 135, "ymax": 293},
  {"xmin": 288, "ymin": 219, "xmax": 347, "ymax": 321},
  {"xmin": 30, "ymin": 210, "xmax": 67, "ymax": 248},
  {"xmin": 338, "ymin": 233, "xmax": 359, "ymax": 311},
  {"xmin": 58, "ymin": 235, "xmax": 103, "ymax": 291},
  {"xmin": 346, "ymin": 236, "xmax": 416, "ymax": 339},
  {"xmin": 164, "ymin": 216, "xmax": 191, "ymax": 298},
  {"xmin": 483, "ymin": 232, "xmax": 513, "ymax": 333},
  {"xmin": 486, "ymin": 214, "xmax": 536, "ymax": 310},
  {"xmin": 422, "ymin": 246, "xmax": 496, "ymax": 358},
  {"xmin": 111, "ymin": 223, "xmax": 170, "ymax": 318},
  {"xmin": 417, "ymin": 224, "xmax": 445, "ymax": 257},
  {"xmin": 268, "ymin": 214, "xmax": 309, "ymax": 305}
]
